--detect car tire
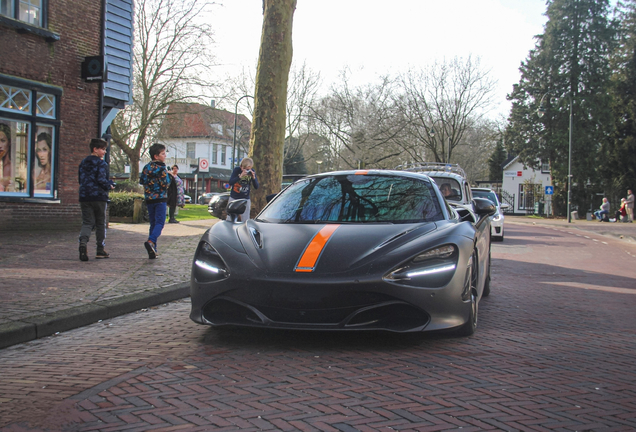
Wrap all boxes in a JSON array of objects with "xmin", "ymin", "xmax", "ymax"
[
  {"xmin": 482, "ymin": 246, "xmax": 491, "ymax": 297},
  {"xmin": 456, "ymin": 251, "xmax": 478, "ymax": 337}
]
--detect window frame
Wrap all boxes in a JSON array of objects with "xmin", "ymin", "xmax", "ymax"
[
  {"xmin": 0, "ymin": 74, "xmax": 61, "ymax": 203},
  {"xmin": 186, "ymin": 142, "xmax": 195, "ymax": 159},
  {"xmin": 0, "ymin": 0, "xmax": 57, "ymax": 41}
]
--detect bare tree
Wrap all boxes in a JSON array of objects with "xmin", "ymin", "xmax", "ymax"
[
  {"xmin": 110, "ymin": 0, "xmax": 217, "ymax": 181},
  {"xmin": 250, "ymin": 0, "xmax": 297, "ymax": 213},
  {"xmin": 310, "ymin": 72, "xmax": 406, "ymax": 170},
  {"xmin": 397, "ymin": 55, "xmax": 497, "ymax": 164},
  {"xmin": 452, "ymin": 119, "xmax": 502, "ymax": 184},
  {"xmin": 283, "ymin": 62, "xmax": 321, "ymax": 172}
]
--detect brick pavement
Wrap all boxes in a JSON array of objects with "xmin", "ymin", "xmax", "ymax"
[
  {"xmin": 0, "ymin": 217, "xmax": 218, "ymax": 349},
  {"xmin": 1, "ymin": 215, "xmax": 634, "ymax": 350},
  {"xmin": 0, "ymin": 222, "xmax": 635, "ymax": 430}
]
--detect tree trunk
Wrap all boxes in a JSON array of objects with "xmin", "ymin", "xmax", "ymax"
[{"xmin": 249, "ymin": 0, "xmax": 296, "ymax": 215}]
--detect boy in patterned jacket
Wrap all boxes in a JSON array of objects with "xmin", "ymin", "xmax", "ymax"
[
  {"xmin": 139, "ymin": 143, "xmax": 171, "ymax": 259},
  {"xmin": 78, "ymin": 138, "xmax": 115, "ymax": 261}
]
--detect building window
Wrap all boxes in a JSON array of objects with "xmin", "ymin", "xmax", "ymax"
[
  {"xmin": 211, "ymin": 144, "xmax": 217, "ymax": 164},
  {"xmin": 186, "ymin": 142, "xmax": 195, "ymax": 159},
  {"xmin": 220, "ymin": 145, "xmax": 226, "ymax": 165},
  {"xmin": 0, "ymin": 78, "xmax": 59, "ymax": 199},
  {"xmin": 541, "ymin": 163, "xmax": 550, "ymax": 174},
  {"xmin": 1, "ymin": 0, "xmax": 44, "ymax": 27},
  {"xmin": 519, "ymin": 183, "xmax": 542, "ymax": 211},
  {"xmin": 210, "ymin": 123, "xmax": 223, "ymax": 135}
]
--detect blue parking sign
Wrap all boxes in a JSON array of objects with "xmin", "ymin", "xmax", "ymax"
[{"xmin": 545, "ymin": 186, "xmax": 554, "ymax": 195}]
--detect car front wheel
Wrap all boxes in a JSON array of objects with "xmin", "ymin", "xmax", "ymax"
[{"xmin": 456, "ymin": 251, "xmax": 478, "ymax": 336}]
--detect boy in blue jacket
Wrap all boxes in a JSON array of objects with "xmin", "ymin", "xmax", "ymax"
[
  {"xmin": 139, "ymin": 143, "xmax": 171, "ymax": 259},
  {"xmin": 78, "ymin": 138, "xmax": 115, "ymax": 261}
]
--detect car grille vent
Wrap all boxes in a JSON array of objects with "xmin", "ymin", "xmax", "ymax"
[{"xmin": 202, "ymin": 298, "xmax": 430, "ymax": 332}]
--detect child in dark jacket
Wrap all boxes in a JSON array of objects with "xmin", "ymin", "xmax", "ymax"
[
  {"xmin": 227, "ymin": 157, "xmax": 259, "ymax": 221},
  {"xmin": 78, "ymin": 138, "xmax": 115, "ymax": 261},
  {"xmin": 139, "ymin": 143, "xmax": 171, "ymax": 259}
]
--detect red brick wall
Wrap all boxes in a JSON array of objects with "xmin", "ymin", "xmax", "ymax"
[{"xmin": 0, "ymin": 0, "xmax": 103, "ymax": 231}]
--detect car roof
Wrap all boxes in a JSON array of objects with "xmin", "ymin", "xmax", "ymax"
[
  {"xmin": 472, "ymin": 188, "xmax": 495, "ymax": 192},
  {"xmin": 396, "ymin": 163, "xmax": 467, "ymax": 179},
  {"xmin": 304, "ymin": 169, "xmax": 437, "ymax": 184}
]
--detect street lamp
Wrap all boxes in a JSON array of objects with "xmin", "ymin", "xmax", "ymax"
[
  {"xmin": 429, "ymin": 120, "xmax": 451, "ymax": 163},
  {"xmin": 537, "ymin": 93, "xmax": 573, "ymax": 223},
  {"xmin": 232, "ymin": 95, "xmax": 254, "ymax": 168},
  {"xmin": 316, "ymin": 160, "xmax": 322, "ymax": 173}
]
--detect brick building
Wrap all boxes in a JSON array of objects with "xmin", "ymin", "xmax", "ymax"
[{"xmin": 0, "ymin": 0, "xmax": 133, "ymax": 231}]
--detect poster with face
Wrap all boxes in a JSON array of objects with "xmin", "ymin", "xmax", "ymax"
[
  {"xmin": 0, "ymin": 120, "xmax": 28, "ymax": 193},
  {"xmin": 34, "ymin": 126, "xmax": 54, "ymax": 194}
]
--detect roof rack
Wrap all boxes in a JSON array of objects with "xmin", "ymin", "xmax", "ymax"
[{"xmin": 395, "ymin": 162, "xmax": 467, "ymax": 178}]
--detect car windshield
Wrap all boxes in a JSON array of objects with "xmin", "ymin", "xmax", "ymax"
[
  {"xmin": 257, "ymin": 174, "xmax": 443, "ymax": 224},
  {"xmin": 472, "ymin": 190, "xmax": 499, "ymax": 206},
  {"xmin": 430, "ymin": 177, "xmax": 462, "ymax": 201}
]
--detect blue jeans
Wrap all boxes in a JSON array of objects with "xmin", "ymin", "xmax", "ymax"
[
  {"xmin": 595, "ymin": 210, "xmax": 608, "ymax": 221},
  {"xmin": 147, "ymin": 202, "xmax": 167, "ymax": 248}
]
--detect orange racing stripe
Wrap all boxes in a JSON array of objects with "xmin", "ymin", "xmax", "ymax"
[{"xmin": 295, "ymin": 224, "xmax": 341, "ymax": 272}]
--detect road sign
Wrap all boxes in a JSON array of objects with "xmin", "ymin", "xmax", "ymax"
[
  {"xmin": 545, "ymin": 186, "xmax": 554, "ymax": 195},
  {"xmin": 199, "ymin": 158, "xmax": 209, "ymax": 172}
]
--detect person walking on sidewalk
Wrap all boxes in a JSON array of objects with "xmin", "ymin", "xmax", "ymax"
[
  {"xmin": 78, "ymin": 138, "xmax": 115, "ymax": 261},
  {"xmin": 227, "ymin": 157, "xmax": 259, "ymax": 221},
  {"xmin": 167, "ymin": 164, "xmax": 185, "ymax": 223},
  {"xmin": 626, "ymin": 189, "xmax": 634, "ymax": 223},
  {"xmin": 140, "ymin": 143, "xmax": 171, "ymax": 259}
]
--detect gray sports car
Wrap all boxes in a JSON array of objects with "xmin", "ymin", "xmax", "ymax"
[{"xmin": 190, "ymin": 170, "xmax": 495, "ymax": 336}]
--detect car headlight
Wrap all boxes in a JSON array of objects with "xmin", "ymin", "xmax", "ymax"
[
  {"xmin": 492, "ymin": 213, "xmax": 502, "ymax": 221},
  {"xmin": 384, "ymin": 244, "xmax": 458, "ymax": 288},
  {"xmin": 193, "ymin": 241, "xmax": 229, "ymax": 283}
]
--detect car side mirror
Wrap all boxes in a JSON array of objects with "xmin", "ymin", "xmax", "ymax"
[
  {"xmin": 266, "ymin": 193, "xmax": 277, "ymax": 203},
  {"xmin": 500, "ymin": 203, "xmax": 510, "ymax": 210},
  {"xmin": 472, "ymin": 198, "xmax": 497, "ymax": 217},
  {"xmin": 226, "ymin": 199, "xmax": 247, "ymax": 223}
]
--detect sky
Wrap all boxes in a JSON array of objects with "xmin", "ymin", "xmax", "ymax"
[{"xmin": 207, "ymin": 0, "xmax": 552, "ymax": 119}]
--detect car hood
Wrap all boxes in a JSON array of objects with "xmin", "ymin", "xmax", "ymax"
[{"xmin": 224, "ymin": 220, "xmax": 439, "ymax": 274}]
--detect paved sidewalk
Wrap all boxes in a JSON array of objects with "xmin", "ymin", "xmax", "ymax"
[
  {"xmin": 0, "ymin": 217, "xmax": 218, "ymax": 349},
  {"xmin": 506, "ymin": 214, "xmax": 636, "ymax": 243},
  {"xmin": 1, "ymin": 214, "xmax": 634, "ymax": 350}
]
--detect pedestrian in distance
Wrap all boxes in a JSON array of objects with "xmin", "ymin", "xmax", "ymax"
[
  {"xmin": 625, "ymin": 189, "xmax": 634, "ymax": 223},
  {"xmin": 140, "ymin": 143, "xmax": 171, "ymax": 259},
  {"xmin": 227, "ymin": 157, "xmax": 259, "ymax": 221},
  {"xmin": 594, "ymin": 197, "xmax": 610, "ymax": 222},
  {"xmin": 78, "ymin": 138, "xmax": 115, "ymax": 261},
  {"xmin": 167, "ymin": 164, "xmax": 185, "ymax": 223},
  {"xmin": 615, "ymin": 198, "xmax": 628, "ymax": 222}
]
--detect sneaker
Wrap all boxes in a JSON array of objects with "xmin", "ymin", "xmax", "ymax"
[
  {"xmin": 96, "ymin": 250, "xmax": 110, "ymax": 259},
  {"xmin": 144, "ymin": 241, "xmax": 157, "ymax": 259},
  {"xmin": 79, "ymin": 245, "xmax": 88, "ymax": 262}
]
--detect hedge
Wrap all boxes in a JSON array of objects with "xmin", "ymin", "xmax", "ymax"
[{"xmin": 109, "ymin": 191, "xmax": 147, "ymax": 218}]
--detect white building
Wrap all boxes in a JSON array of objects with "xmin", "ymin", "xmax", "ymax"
[{"xmin": 501, "ymin": 156, "xmax": 553, "ymax": 215}]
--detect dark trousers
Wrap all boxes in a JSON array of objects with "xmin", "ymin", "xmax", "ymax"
[
  {"xmin": 169, "ymin": 205, "xmax": 176, "ymax": 220},
  {"xmin": 79, "ymin": 201, "xmax": 107, "ymax": 249}
]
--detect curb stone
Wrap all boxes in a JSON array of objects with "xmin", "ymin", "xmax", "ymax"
[{"xmin": 0, "ymin": 282, "xmax": 190, "ymax": 349}]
